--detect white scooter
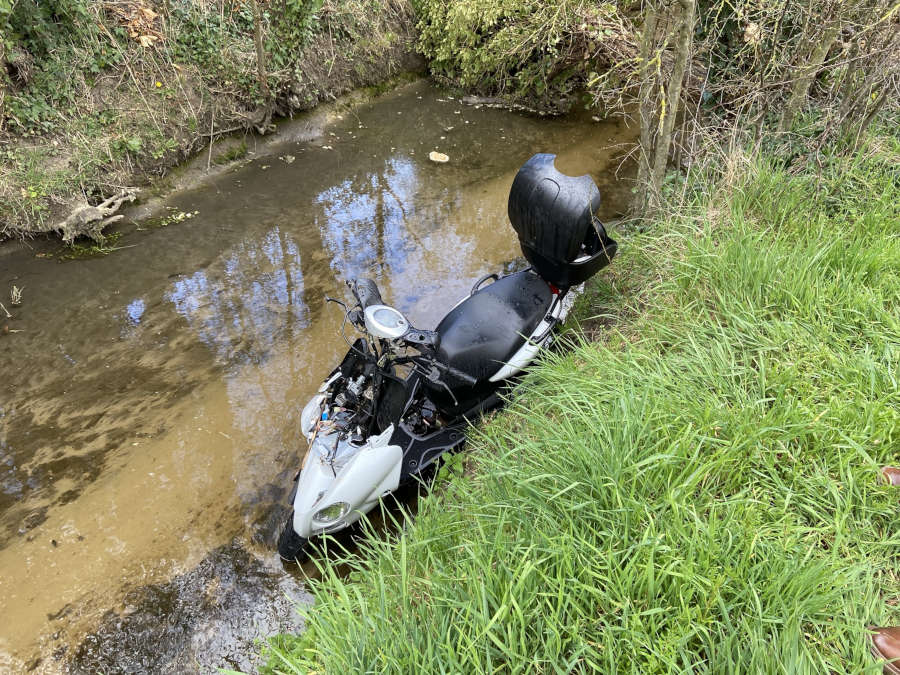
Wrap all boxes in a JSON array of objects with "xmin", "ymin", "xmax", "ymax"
[{"xmin": 277, "ymin": 153, "xmax": 617, "ymax": 561}]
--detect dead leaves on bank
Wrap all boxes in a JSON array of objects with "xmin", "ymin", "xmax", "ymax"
[{"xmin": 105, "ymin": 1, "xmax": 163, "ymax": 48}]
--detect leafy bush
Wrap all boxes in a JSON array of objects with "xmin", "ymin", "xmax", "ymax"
[
  {"xmin": 4, "ymin": 0, "xmax": 97, "ymax": 58},
  {"xmin": 413, "ymin": 0, "xmax": 636, "ymax": 107}
]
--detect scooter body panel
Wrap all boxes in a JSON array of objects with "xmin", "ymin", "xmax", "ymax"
[{"xmin": 291, "ymin": 425, "xmax": 402, "ymax": 538}]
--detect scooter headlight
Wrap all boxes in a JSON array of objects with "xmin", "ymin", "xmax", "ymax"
[{"xmin": 312, "ymin": 501, "xmax": 350, "ymax": 524}]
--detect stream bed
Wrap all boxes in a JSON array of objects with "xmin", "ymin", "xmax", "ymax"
[{"xmin": 0, "ymin": 80, "xmax": 635, "ymax": 673}]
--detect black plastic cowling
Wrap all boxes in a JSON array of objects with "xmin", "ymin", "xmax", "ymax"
[{"xmin": 508, "ymin": 153, "xmax": 617, "ymax": 289}]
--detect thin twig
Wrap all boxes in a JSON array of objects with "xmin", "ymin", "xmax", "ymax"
[
  {"xmin": 207, "ymin": 106, "xmax": 215, "ymax": 172},
  {"xmin": 201, "ymin": 124, "xmax": 246, "ymax": 137}
]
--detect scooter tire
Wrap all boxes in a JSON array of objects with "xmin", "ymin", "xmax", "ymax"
[{"xmin": 277, "ymin": 511, "xmax": 309, "ymax": 563}]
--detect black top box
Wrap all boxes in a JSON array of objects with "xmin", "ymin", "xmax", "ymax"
[{"xmin": 508, "ymin": 153, "xmax": 617, "ymax": 289}]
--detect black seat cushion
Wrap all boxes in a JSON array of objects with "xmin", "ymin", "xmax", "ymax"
[{"xmin": 435, "ymin": 270, "xmax": 552, "ymax": 382}]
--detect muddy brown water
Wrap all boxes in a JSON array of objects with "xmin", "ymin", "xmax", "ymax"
[{"xmin": 0, "ymin": 81, "xmax": 636, "ymax": 673}]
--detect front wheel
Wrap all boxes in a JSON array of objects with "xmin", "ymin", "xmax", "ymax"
[{"xmin": 277, "ymin": 510, "xmax": 309, "ymax": 562}]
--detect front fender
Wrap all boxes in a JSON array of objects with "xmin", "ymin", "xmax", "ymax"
[{"xmin": 291, "ymin": 426, "xmax": 402, "ymax": 538}]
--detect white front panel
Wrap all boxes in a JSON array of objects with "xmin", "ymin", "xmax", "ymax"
[{"xmin": 291, "ymin": 425, "xmax": 401, "ymax": 538}]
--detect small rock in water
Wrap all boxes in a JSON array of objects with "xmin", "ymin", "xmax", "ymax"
[
  {"xmin": 281, "ymin": 155, "xmax": 295, "ymax": 164},
  {"xmin": 429, "ymin": 151, "xmax": 449, "ymax": 163}
]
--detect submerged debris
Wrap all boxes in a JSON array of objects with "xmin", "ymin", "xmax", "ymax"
[
  {"xmin": 10, "ymin": 285, "xmax": 24, "ymax": 307},
  {"xmin": 429, "ymin": 151, "xmax": 449, "ymax": 163}
]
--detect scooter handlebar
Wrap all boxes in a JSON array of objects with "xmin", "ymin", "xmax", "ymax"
[
  {"xmin": 351, "ymin": 278, "xmax": 384, "ymax": 310},
  {"xmin": 445, "ymin": 365, "xmax": 477, "ymax": 387},
  {"xmin": 349, "ymin": 280, "xmax": 477, "ymax": 387},
  {"xmin": 429, "ymin": 358, "xmax": 478, "ymax": 387}
]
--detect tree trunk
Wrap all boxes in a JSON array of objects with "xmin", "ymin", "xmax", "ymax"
[
  {"xmin": 646, "ymin": 0, "xmax": 695, "ymax": 215},
  {"xmin": 0, "ymin": 42, "xmax": 6, "ymax": 132},
  {"xmin": 778, "ymin": 24, "xmax": 840, "ymax": 132},
  {"xmin": 0, "ymin": 13, "xmax": 7, "ymax": 132},
  {"xmin": 633, "ymin": 8, "xmax": 659, "ymax": 215},
  {"xmin": 835, "ymin": 39, "xmax": 861, "ymax": 120}
]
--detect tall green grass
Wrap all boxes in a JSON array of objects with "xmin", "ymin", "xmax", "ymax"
[{"xmin": 263, "ymin": 138, "xmax": 899, "ymax": 673}]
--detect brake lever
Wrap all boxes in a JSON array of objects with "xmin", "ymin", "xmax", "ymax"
[
  {"xmin": 326, "ymin": 294, "xmax": 367, "ymax": 331},
  {"xmin": 421, "ymin": 365, "xmax": 459, "ymax": 407}
]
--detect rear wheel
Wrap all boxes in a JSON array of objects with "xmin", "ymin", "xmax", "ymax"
[{"xmin": 277, "ymin": 510, "xmax": 309, "ymax": 562}]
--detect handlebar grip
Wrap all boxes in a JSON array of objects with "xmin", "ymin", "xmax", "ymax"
[
  {"xmin": 414, "ymin": 355, "xmax": 478, "ymax": 387},
  {"xmin": 444, "ymin": 364, "xmax": 478, "ymax": 386},
  {"xmin": 353, "ymin": 278, "xmax": 384, "ymax": 310}
]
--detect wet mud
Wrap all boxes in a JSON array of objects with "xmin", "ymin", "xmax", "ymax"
[
  {"xmin": 0, "ymin": 80, "xmax": 637, "ymax": 672},
  {"xmin": 68, "ymin": 542, "xmax": 311, "ymax": 674}
]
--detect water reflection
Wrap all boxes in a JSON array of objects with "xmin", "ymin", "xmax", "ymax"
[
  {"xmin": 317, "ymin": 156, "xmax": 419, "ymax": 283},
  {"xmin": 0, "ymin": 439, "xmax": 24, "ymax": 501},
  {"xmin": 167, "ymin": 228, "xmax": 310, "ymax": 368},
  {"xmin": 126, "ymin": 299, "xmax": 145, "ymax": 325}
]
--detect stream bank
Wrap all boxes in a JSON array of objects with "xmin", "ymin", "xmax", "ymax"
[{"xmin": 1, "ymin": 0, "xmax": 422, "ymax": 240}]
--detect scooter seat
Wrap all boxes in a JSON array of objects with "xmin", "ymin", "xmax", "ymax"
[{"xmin": 435, "ymin": 270, "xmax": 552, "ymax": 382}]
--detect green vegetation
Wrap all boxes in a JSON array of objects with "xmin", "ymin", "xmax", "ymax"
[
  {"xmin": 414, "ymin": 0, "xmax": 897, "ymax": 213},
  {"xmin": 262, "ymin": 125, "xmax": 899, "ymax": 672},
  {"xmin": 414, "ymin": 0, "xmax": 635, "ymax": 109},
  {"xmin": 3, "ymin": 0, "xmax": 894, "ymax": 237},
  {"xmin": 0, "ymin": 0, "xmax": 418, "ymax": 239},
  {"xmin": 213, "ymin": 142, "xmax": 248, "ymax": 165},
  {"xmin": 56, "ymin": 230, "xmax": 127, "ymax": 259}
]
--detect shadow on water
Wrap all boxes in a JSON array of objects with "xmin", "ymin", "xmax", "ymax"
[
  {"xmin": 0, "ymin": 80, "xmax": 637, "ymax": 672},
  {"xmin": 68, "ymin": 479, "xmax": 425, "ymax": 674}
]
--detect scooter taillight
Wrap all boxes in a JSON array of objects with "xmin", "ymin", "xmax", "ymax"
[{"xmin": 548, "ymin": 282, "xmax": 560, "ymax": 295}]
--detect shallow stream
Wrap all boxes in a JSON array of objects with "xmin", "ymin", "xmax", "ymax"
[{"xmin": 0, "ymin": 81, "xmax": 635, "ymax": 673}]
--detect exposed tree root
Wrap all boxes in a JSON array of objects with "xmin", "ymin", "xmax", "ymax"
[{"xmin": 57, "ymin": 189, "xmax": 138, "ymax": 243}]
